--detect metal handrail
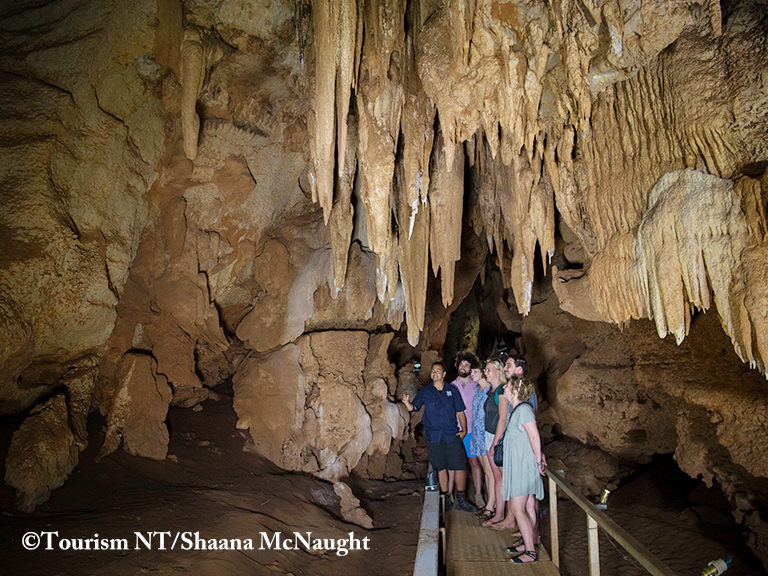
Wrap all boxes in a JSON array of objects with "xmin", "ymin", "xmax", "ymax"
[{"xmin": 546, "ymin": 469, "xmax": 678, "ymax": 576}]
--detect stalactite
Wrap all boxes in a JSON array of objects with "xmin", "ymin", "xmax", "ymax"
[
  {"xmin": 395, "ymin": 153, "xmax": 430, "ymax": 346},
  {"xmin": 309, "ymin": 0, "xmax": 337, "ymax": 221},
  {"xmin": 400, "ymin": 27, "xmax": 435, "ymax": 240},
  {"xmin": 303, "ymin": 0, "xmax": 763, "ymax": 370},
  {"xmin": 709, "ymin": 0, "xmax": 722, "ymax": 37},
  {"xmin": 310, "ymin": 0, "xmax": 359, "ymax": 223},
  {"xmin": 180, "ymin": 28, "xmax": 227, "ymax": 161},
  {"xmin": 180, "ymin": 29, "xmax": 204, "ymax": 161},
  {"xmin": 336, "ymin": 0, "xmax": 358, "ymax": 180},
  {"xmin": 356, "ymin": 0, "xmax": 406, "ymax": 303},
  {"xmin": 555, "ymin": 170, "xmax": 768, "ymax": 373},
  {"xmin": 329, "ymin": 113, "xmax": 358, "ymax": 297},
  {"xmin": 468, "ymin": 134, "xmax": 501, "ymax": 255},
  {"xmin": 429, "ymin": 128, "xmax": 464, "ymax": 308}
]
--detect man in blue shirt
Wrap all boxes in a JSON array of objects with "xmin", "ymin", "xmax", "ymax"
[{"xmin": 402, "ymin": 361, "xmax": 476, "ymax": 512}]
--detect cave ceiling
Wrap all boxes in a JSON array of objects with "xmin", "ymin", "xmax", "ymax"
[
  {"xmin": 283, "ymin": 0, "xmax": 768, "ymax": 372},
  {"xmin": 1, "ymin": 0, "xmax": 765, "ymax": 401}
]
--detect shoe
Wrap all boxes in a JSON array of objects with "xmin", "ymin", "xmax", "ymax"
[
  {"xmin": 510, "ymin": 550, "xmax": 538, "ymax": 563},
  {"xmin": 474, "ymin": 493, "xmax": 486, "ymax": 509},
  {"xmin": 475, "ymin": 508, "xmax": 494, "ymax": 520},
  {"xmin": 442, "ymin": 494, "xmax": 453, "ymax": 512},
  {"xmin": 454, "ymin": 493, "xmax": 477, "ymax": 512},
  {"xmin": 504, "ymin": 537, "xmax": 524, "ymax": 552}
]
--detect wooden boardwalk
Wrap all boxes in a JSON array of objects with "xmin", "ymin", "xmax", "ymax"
[{"xmin": 446, "ymin": 510, "xmax": 560, "ymax": 576}]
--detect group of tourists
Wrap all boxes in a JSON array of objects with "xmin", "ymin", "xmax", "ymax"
[{"xmin": 401, "ymin": 351, "xmax": 545, "ymax": 564}]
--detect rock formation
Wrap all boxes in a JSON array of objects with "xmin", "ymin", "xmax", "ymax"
[
  {"xmin": 524, "ymin": 292, "xmax": 768, "ymax": 563},
  {"xmin": 1, "ymin": 0, "xmax": 767, "ymax": 564},
  {"xmin": 5, "ymin": 394, "xmax": 78, "ymax": 512}
]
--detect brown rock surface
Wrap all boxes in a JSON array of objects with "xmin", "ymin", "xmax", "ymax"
[
  {"xmin": 0, "ymin": 0, "xmax": 176, "ymax": 414},
  {"xmin": 232, "ymin": 343, "xmax": 307, "ymax": 470},
  {"xmin": 525, "ymin": 292, "xmax": 768, "ymax": 557},
  {"xmin": 0, "ymin": 398, "xmax": 424, "ymax": 576},
  {"xmin": 333, "ymin": 481, "xmax": 374, "ymax": 529},
  {"xmin": 100, "ymin": 353, "xmax": 173, "ymax": 461},
  {"xmin": 1, "ymin": 4, "xmax": 767, "ymax": 568},
  {"xmin": 5, "ymin": 394, "xmax": 78, "ymax": 512},
  {"xmin": 233, "ymin": 330, "xmax": 408, "ymax": 482}
]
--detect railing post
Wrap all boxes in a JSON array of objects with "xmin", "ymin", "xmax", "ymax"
[
  {"xmin": 548, "ymin": 475, "xmax": 559, "ymax": 568},
  {"xmin": 587, "ymin": 514, "xmax": 600, "ymax": 576},
  {"xmin": 545, "ymin": 470, "xmax": 677, "ymax": 576}
]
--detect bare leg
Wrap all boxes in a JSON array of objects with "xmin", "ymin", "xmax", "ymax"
[
  {"xmin": 483, "ymin": 448, "xmax": 506, "ymax": 525},
  {"xmin": 511, "ymin": 495, "xmax": 536, "ymax": 561},
  {"xmin": 484, "ymin": 460, "xmax": 517, "ymax": 530},
  {"xmin": 526, "ymin": 495, "xmax": 540, "ymax": 543},
  {"xmin": 469, "ymin": 456, "xmax": 482, "ymax": 498},
  {"xmin": 488, "ymin": 496, "xmax": 518, "ymax": 530},
  {"xmin": 447, "ymin": 469, "xmax": 455, "ymax": 495},
  {"xmin": 454, "ymin": 469, "xmax": 467, "ymax": 491},
  {"xmin": 477, "ymin": 453, "xmax": 495, "ymax": 511},
  {"xmin": 438, "ymin": 469, "xmax": 449, "ymax": 493}
]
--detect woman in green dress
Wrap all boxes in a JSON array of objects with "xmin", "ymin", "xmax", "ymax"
[{"xmin": 501, "ymin": 378, "xmax": 546, "ymax": 563}]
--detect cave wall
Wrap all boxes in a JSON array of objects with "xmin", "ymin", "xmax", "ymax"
[
  {"xmin": 1, "ymin": 2, "xmax": 767, "ymax": 552},
  {"xmin": 523, "ymin": 292, "xmax": 768, "ymax": 562},
  {"xmin": 0, "ymin": 0, "xmax": 180, "ymax": 415}
]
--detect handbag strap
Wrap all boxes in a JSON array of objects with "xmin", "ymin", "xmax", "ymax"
[{"xmin": 502, "ymin": 401, "xmax": 532, "ymax": 436}]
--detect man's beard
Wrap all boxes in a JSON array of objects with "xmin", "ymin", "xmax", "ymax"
[{"xmin": 458, "ymin": 368, "xmax": 470, "ymax": 378}]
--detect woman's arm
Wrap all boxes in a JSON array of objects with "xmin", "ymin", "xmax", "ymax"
[
  {"xmin": 522, "ymin": 420, "xmax": 546, "ymax": 475},
  {"xmin": 491, "ymin": 395, "xmax": 509, "ymax": 447}
]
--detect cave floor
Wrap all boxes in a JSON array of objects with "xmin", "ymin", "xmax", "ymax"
[{"xmin": 0, "ymin": 397, "xmax": 423, "ymax": 576}]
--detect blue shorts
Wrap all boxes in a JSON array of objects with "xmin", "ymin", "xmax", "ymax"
[{"xmin": 462, "ymin": 432, "xmax": 480, "ymax": 458}]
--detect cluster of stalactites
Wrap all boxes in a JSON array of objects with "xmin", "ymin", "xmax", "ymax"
[{"xmin": 307, "ymin": 0, "xmax": 720, "ymax": 347}]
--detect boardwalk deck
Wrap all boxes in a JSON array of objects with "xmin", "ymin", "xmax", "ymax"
[{"xmin": 446, "ymin": 510, "xmax": 560, "ymax": 576}]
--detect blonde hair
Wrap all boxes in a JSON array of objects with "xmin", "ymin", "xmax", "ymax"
[
  {"xmin": 485, "ymin": 358, "xmax": 507, "ymax": 385},
  {"xmin": 511, "ymin": 377, "xmax": 535, "ymax": 402}
]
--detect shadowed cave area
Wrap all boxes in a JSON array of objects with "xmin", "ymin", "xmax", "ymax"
[{"xmin": 1, "ymin": 0, "xmax": 768, "ymax": 574}]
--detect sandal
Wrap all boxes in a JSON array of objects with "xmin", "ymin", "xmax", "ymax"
[
  {"xmin": 504, "ymin": 537, "xmax": 524, "ymax": 552},
  {"xmin": 489, "ymin": 521, "xmax": 515, "ymax": 531},
  {"xmin": 475, "ymin": 508, "xmax": 494, "ymax": 520},
  {"xmin": 510, "ymin": 550, "xmax": 538, "ymax": 563},
  {"xmin": 481, "ymin": 518, "xmax": 502, "ymax": 527}
]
